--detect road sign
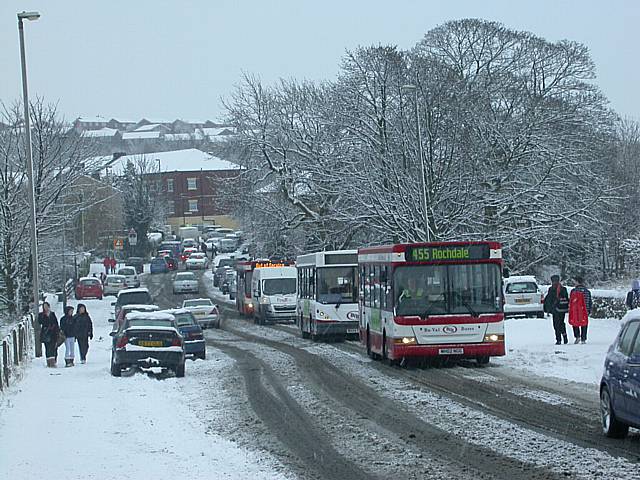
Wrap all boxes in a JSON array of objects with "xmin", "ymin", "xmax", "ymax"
[
  {"xmin": 128, "ymin": 228, "xmax": 138, "ymax": 246},
  {"xmin": 113, "ymin": 239, "xmax": 124, "ymax": 250}
]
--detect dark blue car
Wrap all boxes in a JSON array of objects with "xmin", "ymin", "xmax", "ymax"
[
  {"xmin": 150, "ymin": 257, "xmax": 169, "ymax": 274},
  {"xmin": 161, "ymin": 309, "xmax": 205, "ymax": 360},
  {"xmin": 600, "ymin": 312, "xmax": 640, "ymax": 438}
]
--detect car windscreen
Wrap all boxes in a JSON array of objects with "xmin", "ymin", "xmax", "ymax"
[
  {"xmin": 108, "ymin": 277, "xmax": 125, "ymax": 284},
  {"xmin": 218, "ymin": 259, "xmax": 235, "ymax": 268},
  {"xmin": 263, "ymin": 278, "xmax": 296, "ymax": 296},
  {"xmin": 80, "ymin": 279, "xmax": 100, "ymax": 286},
  {"xmin": 119, "ymin": 292, "xmax": 152, "ymax": 305},
  {"xmin": 394, "ymin": 263, "xmax": 502, "ymax": 316},
  {"xmin": 505, "ymin": 282, "xmax": 538, "ymax": 294},
  {"xmin": 176, "ymin": 273, "xmax": 196, "ymax": 280},
  {"xmin": 151, "ymin": 258, "xmax": 166, "ymax": 265},
  {"xmin": 317, "ymin": 266, "xmax": 357, "ymax": 304},
  {"xmin": 118, "ymin": 268, "xmax": 135, "ymax": 276},
  {"xmin": 184, "ymin": 300, "xmax": 212, "ymax": 307},
  {"xmin": 173, "ymin": 312, "xmax": 196, "ymax": 326},
  {"xmin": 126, "ymin": 319, "xmax": 174, "ymax": 328}
]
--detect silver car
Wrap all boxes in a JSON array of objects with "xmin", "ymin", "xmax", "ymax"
[
  {"xmin": 182, "ymin": 298, "xmax": 220, "ymax": 328},
  {"xmin": 117, "ymin": 267, "xmax": 140, "ymax": 288},
  {"xmin": 173, "ymin": 272, "xmax": 199, "ymax": 294},
  {"xmin": 103, "ymin": 274, "xmax": 127, "ymax": 296}
]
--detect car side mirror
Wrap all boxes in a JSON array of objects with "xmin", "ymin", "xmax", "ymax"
[
  {"xmin": 111, "ymin": 302, "xmax": 116, "ymax": 307},
  {"xmin": 109, "ymin": 331, "xmax": 116, "ymax": 337}
]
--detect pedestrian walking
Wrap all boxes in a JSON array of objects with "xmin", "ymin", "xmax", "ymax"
[
  {"xmin": 625, "ymin": 279, "xmax": 640, "ymax": 310},
  {"xmin": 201, "ymin": 241, "xmax": 208, "ymax": 256},
  {"xmin": 102, "ymin": 257, "xmax": 110, "ymax": 274},
  {"xmin": 59, "ymin": 305, "xmax": 76, "ymax": 367},
  {"xmin": 73, "ymin": 304, "xmax": 93, "ymax": 364},
  {"xmin": 38, "ymin": 302, "xmax": 60, "ymax": 367},
  {"xmin": 111, "ymin": 257, "xmax": 118, "ymax": 274},
  {"xmin": 543, "ymin": 275, "xmax": 569, "ymax": 345},
  {"xmin": 569, "ymin": 276, "xmax": 592, "ymax": 344}
]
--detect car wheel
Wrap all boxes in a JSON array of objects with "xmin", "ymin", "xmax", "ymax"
[
  {"xmin": 476, "ymin": 355, "xmax": 490, "ymax": 366},
  {"xmin": 198, "ymin": 351, "xmax": 206, "ymax": 360},
  {"xmin": 110, "ymin": 354, "xmax": 121, "ymax": 377},
  {"xmin": 601, "ymin": 387, "xmax": 629, "ymax": 438},
  {"xmin": 175, "ymin": 362, "xmax": 185, "ymax": 378}
]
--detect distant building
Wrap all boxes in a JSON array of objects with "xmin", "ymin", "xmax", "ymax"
[{"xmin": 96, "ymin": 148, "xmax": 241, "ymax": 230}]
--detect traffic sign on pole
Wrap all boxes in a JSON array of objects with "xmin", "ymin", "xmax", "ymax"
[{"xmin": 128, "ymin": 228, "xmax": 138, "ymax": 246}]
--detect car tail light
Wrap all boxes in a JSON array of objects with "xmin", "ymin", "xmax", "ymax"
[
  {"xmin": 116, "ymin": 336, "xmax": 129, "ymax": 348},
  {"xmin": 171, "ymin": 337, "xmax": 182, "ymax": 347},
  {"xmin": 540, "ymin": 294, "xmax": 545, "ymax": 304}
]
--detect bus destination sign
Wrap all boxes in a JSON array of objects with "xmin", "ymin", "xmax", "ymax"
[{"xmin": 406, "ymin": 244, "xmax": 490, "ymax": 262}]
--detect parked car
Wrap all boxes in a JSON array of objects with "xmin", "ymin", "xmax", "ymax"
[
  {"xmin": 117, "ymin": 267, "xmax": 140, "ymax": 288},
  {"xmin": 600, "ymin": 312, "xmax": 640, "ymax": 438},
  {"xmin": 161, "ymin": 308, "xmax": 205, "ymax": 360},
  {"xmin": 110, "ymin": 311, "xmax": 185, "ymax": 377},
  {"xmin": 125, "ymin": 257, "xmax": 144, "ymax": 274},
  {"xmin": 503, "ymin": 275, "xmax": 544, "ymax": 318},
  {"xmin": 173, "ymin": 272, "xmax": 199, "ymax": 294},
  {"xmin": 75, "ymin": 277, "xmax": 103, "ymax": 300},
  {"xmin": 186, "ymin": 252, "xmax": 208, "ymax": 270},
  {"xmin": 113, "ymin": 303, "xmax": 160, "ymax": 328},
  {"xmin": 150, "ymin": 257, "xmax": 169, "ymax": 274},
  {"xmin": 103, "ymin": 274, "xmax": 127, "ymax": 297},
  {"xmin": 182, "ymin": 298, "xmax": 220, "ymax": 328},
  {"xmin": 113, "ymin": 287, "xmax": 153, "ymax": 320}
]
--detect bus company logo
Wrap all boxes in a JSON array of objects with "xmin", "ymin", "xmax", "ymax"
[
  {"xmin": 347, "ymin": 311, "xmax": 359, "ymax": 321},
  {"xmin": 443, "ymin": 325, "xmax": 458, "ymax": 334}
]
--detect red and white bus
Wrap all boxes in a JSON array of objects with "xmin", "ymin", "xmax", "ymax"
[{"xmin": 358, "ymin": 241, "xmax": 505, "ymax": 365}]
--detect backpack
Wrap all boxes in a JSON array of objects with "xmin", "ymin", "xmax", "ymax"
[
  {"xmin": 632, "ymin": 290, "xmax": 640, "ymax": 309},
  {"xmin": 554, "ymin": 286, "xmax": 569, "ymax": 313}
]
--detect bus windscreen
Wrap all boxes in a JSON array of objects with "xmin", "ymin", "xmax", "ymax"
[
  {"xmin": 317, "ymin": 267, "xmax": 357, "ymax": 304},
  {"xmin": 394, "ymin": 263, "xmax": 501, "ymax": 316}
]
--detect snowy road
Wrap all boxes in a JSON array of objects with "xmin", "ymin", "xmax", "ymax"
[{"xmin": 1, "ymin": 269, "xmax": 638, "ymax": 480}]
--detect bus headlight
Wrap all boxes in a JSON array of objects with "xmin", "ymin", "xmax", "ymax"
[
  {"xmin": 394, "ymin": 337, "xmax": 416, "ymax": 345},
  {"xmin": 260, "ymin": 297, "xmax": 270, "ymax": 305},
  {"xmin": 484, "ymin": 334, "xmax": 504, "ymax": 342}
]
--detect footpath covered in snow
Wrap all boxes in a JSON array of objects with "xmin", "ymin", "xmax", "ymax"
[{"xmin": 0, "ymin": 296, "xmax": 289, "ymax": 480}]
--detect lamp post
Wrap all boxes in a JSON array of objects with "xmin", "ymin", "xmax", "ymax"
[
  {"xmin": 18, "ymin": 11, "xmax": 42, "ymax": 355},
  {"xmin": 401, "ymin": 83, "xmax": 431, "ymax": 242}
]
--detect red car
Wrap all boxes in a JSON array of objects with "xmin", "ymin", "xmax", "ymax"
[{"xmin": 75, "ymin": 277, "xmax": 103, "ymax": 300}]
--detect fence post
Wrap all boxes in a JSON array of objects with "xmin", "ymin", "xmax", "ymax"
[
  {"xmin": 2, "ymin": 340, "xmax": 9, "ymax": 388},
  {"xmin": 12, "ymin": 330, "xmax": 18, "ymax": 365}
]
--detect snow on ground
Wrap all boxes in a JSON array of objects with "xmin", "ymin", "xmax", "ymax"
[
  {"xmin": 496, "ymin": 316, "xmax": 622, "ymax": 385},
  {"xmin": 0, "ymin": 295, "xmax": 290, "ymax": 480}
]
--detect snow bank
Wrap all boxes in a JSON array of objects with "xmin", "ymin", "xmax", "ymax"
[
  {"xmin": 0, "ymin": 296, "xmax": 289, "ymax": 480},
  {"xmin": 496, "ymin": 316, "xmax": 622, "ymax": 385}
]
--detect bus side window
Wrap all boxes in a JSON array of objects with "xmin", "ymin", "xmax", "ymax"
[{"xmin": 380, "ymin": 265, "xmax": 387, "ymax": 310}]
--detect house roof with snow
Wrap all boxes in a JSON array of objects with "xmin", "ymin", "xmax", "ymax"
[
  {"xmin": 99, "ymin": 148, "xmax": 239, "ymax": 175},
  {"xmin": 81, "ymin": 127, "xmax": 120, "ymax": 138},
  {"xmin": 122, "ymin": 131, "xmax": 162, "ymax": 140}
]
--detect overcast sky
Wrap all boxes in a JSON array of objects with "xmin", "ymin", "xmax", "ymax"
[{"xmin": 1, "ymin": 0, "xmax": 638, "ymax": 123}]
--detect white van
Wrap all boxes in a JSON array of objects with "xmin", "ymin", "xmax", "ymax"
[
  {"xmin": 251, "ymin": 266, "xmax": 297, "ymax": 324},
  {"xmin": 503, "ymin": 275, "xmax": 544, "ymax": 318}
]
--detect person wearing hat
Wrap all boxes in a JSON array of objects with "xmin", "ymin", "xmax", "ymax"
[
  {"xmin": 59, "ymin": 305, "xmax": 76, "ymax": 367},
  {"xmin": 626, "ymin": 279, "xmax": 640, "ymax": 310},
  {"xmin": 543, "ymin": 275, "xmax": 569, "ymax": 345}
]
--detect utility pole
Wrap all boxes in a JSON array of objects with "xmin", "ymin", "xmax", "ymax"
[{"xmin": 18, "ymin": 11, "xmax": 42, "ymax": 356}]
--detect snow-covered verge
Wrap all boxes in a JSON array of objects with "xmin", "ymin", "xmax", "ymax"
[
  {"xmin": 203, "ymin": 270, "xmax": 235, "ymax": 306},
  {"xmin": 0, "ymin": 296, "xmax": 291, "ymax": 480},
  {"xmin": 496, "ymin": 316, "xmax": 622, "ymax": 385}
]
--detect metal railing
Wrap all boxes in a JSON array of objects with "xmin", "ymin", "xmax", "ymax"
[{"xmin": 0, "ymin": 314, "xmax": 34, "ymax": 392}]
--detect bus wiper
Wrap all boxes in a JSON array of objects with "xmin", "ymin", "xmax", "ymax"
[
  {"xmin": 451, "ymin": 291, "xmax": 478, "ymax": 318},
  {"xmin": 421, "ymin": 304, "xmax": 435, "ymax": 319}
]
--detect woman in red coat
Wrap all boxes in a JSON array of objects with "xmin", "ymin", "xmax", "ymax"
[{"xmin": 568, "ymin": 276, "xmax": 592, "ymax": 344}]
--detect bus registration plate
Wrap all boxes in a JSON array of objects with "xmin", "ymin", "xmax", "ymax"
[
  {"xmin": 347, "ymin": 329, "xmax": 358, "ymax": 334},
  {"xmin": 439, "ymin": 348, "xmax": 463, "ymax": 355}
]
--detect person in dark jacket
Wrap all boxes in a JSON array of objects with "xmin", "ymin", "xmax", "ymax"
[
  {"xmin": 543, "ymin": 275, "xmax": 569, "ymax": 345},
  {"xmin": 626, "ymin": 279, "xmax": 640, "ymax": 310},
  {"xmin": 59, "ymin": 305, "xmax": 76, "ymax": 367},
  {"xmin": 569, "ymin": 276, "xmax": 592, "ymax": 344},
  {"xmin": 73, "ymin": 304, "xmax": 93, "ymax": 364},
  {"xmin": 38, "ymin": 302, "xmax": 59, "ymax": 367}
]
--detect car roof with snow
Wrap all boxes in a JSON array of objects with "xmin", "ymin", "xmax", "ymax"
[
  {"xmin": 106, "ymin": 274, "xmax": 126, "ymax": 280},
  {"xmin": 126, "ymin": 311, "xmax": 175, "ymax": 321},
  {"xmin": 176, "ymin": 272, "xmax": 196, "ymax": 277},
  {"xmin": 182, "ymin": 298, "xmax": 213, "ymax": 305},
  {"xmin": 159, "ymin": 308, "xmax": 191, "ymax": 315},
  {"xmin": 122, "ymin": 304, "xmax": 159, "ymax": 312},
  {"xmin": 504, "ymin": 275, "xmax": 538, "ymax": 284},
  {"xmin": 79, "ymin": 276, "xmax": 100, "ymax": 282},
  {"xmin": 117, "ymin": 287, "xmax": 149, "ymax": 297}
]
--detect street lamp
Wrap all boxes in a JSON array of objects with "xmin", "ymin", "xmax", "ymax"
[
  {"xmin": 401, "ymin": 83, "xmax": 431, "ymax": 242},
  {"xmin": 18, "ymin": 11, "xmax": 41, "ymax": 347}
]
